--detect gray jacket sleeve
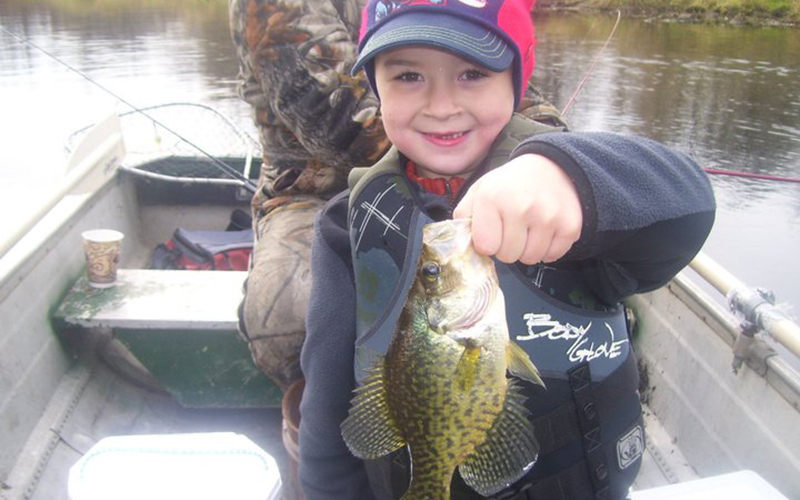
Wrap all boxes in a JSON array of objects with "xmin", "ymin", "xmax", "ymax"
[
  {"xmin": 512, "ymin": 132, "xmax": 716, "ymax": 303},
  {"xmin": 299, "ymin": 192, "xmax": 377, "ymax": 500}
]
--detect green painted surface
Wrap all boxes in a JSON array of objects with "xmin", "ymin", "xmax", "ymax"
[
  {"xmin": 53, "ymin": 275, "xmax": 163, "ymax": 324},
  {"xmin": 52, "ymin": 272, "xmax": 280, "ymax": 408},
  {"xmin": 115, "ymin": 328, "xmax": 282, "ymax": 408}
]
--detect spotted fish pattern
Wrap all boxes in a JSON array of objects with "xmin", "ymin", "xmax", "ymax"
[{"xmin": 342, "ymin": 219, "xmax": 546, "ymax": 500}]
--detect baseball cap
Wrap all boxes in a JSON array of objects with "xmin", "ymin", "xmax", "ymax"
[{"xmin": 351, "ymin": 0, "xmax": 537, "ymax": 107}]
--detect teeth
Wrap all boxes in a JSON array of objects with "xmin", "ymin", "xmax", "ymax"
[{"xmin": 431, "ymin": 132, "xmax": 463, "ymax": 140}]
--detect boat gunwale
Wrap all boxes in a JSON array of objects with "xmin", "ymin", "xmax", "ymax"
[{"xmin": 666, "ymin": 273, "xmax": 800, "ymax": 411}]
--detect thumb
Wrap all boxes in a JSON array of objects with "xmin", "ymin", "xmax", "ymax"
[{"xmin": 453, "ymin": 184, "xmax": 475, "ymax": 220}]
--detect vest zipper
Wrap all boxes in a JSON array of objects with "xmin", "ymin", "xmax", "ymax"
[{"xmin": 444, "ymin": 181, "xmax": 454, "ymax": 208}]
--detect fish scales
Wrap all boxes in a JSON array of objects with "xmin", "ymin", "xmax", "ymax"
[
  {"xmin": 342, "ymin": 219, "xmax": 545, "ymax": 500},
  {"xmin": 388, "ymin": 302, "xmax": 505, "ymax": 495}
]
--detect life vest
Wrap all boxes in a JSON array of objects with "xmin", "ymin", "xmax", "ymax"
[{"xmin": 347, "ymin": 114, "xmax": 644, "ymax": 500}]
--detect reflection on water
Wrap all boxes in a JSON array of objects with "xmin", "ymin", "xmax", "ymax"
[
  {"xmin": 534, "ymin": 14, "xmax": 800, "ymax": 181},
  {"xmin": 0, "ymin": 0, "xmax": 254, "ymax": 226},
  {"xmin": 530, "ymin": 13, "xmax": 800, "ymax": 316},
  {"xmin": 1, "ymin": 3, "xmax": 799, "ymax": 313}
]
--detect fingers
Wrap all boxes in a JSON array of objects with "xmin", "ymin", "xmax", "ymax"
[
  {"xmin": 472, "ymin": 204, "xmax": 503, "ymax": 258},
  {"xmin": 519, "ymin": 226, "xmax": 553, "ymax": 265},
  {"xmin": 455, "ymin": 181, "xmax": 503, "ymax": 257},
  {"xmin": 457, "ymin": 178, "xmax": 542, "ymax": 264},
  {"xmin": 497, "ymin": 223, "xmax": 527, "ymax": 263},
  {"xmin": 452, "ymin": 183, "xmax": 474, "ymax": 219},
  {"xmin": 452, "ymin": 154, "xmax": 583, "ymax": 265},
  {"xmin": 542, "ymin": 230, "xmax": 579, "ymax": 263},
  {"xmin": 519, "ymin": 203, "xmax": 582, "ymax": 264}
]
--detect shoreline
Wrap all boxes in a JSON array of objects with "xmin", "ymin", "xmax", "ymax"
[{"xmin": 535, "ymin": 0, "xmax": 799, "ymax": 27}]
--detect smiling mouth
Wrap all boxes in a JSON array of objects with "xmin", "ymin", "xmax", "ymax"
[
  {"xmin": 422, "ymin": 130, "xmax": 471, "ymax": 147},
  {"xmin": 425, "ymin": 131, "xmax": 465, "ymax": 140}
]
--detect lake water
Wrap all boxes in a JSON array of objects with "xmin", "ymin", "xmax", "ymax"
[{"xmin": 1, "ymin": 2, "xmax": 799, "ymax": 323}]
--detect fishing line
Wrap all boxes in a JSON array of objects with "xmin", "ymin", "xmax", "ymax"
[
  {"xmin": 0, "ymin": 24, "xmax": 258, "ymax": 194},
  {"xmin": 556, "ymin": 16, "xmax": 799, "ymax": 185},
  {"xmin": 560, "ymin": 10, "xmax": 621, "ymax": 117},
  {"xmin": 703, "ymin": 168, "xmax": 800, "ymax": 184}
]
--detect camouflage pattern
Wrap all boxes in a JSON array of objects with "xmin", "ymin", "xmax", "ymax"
[
  {"xmin": 229, "ymin": 0, "xmax": 566, "ymax": 393},
  {"xmin": 229, "ymin": 0, "xmax": 388, "ymax": 395},
  {"xmin": 229, "ymin": 0, "xmax": 389, "ymax": 203}
]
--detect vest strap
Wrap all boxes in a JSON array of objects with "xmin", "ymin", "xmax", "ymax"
[
  {"xmin": 530, "ymin": 399, "xmax": 580, "ymax": 453},
  {"xmin": 490, "ymin": 459, "xmax": 595, "ymax": 500},
  {"xmin": 569, "ymin": 363, "xmax": 611, "ymax": 500}
]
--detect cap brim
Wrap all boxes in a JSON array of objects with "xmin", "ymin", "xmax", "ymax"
[{"xmin": 351, "ymin": 11, "xmax": 513, "ymax": 76}]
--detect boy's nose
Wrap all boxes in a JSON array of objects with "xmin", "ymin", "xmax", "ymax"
[{"xmin": 423, "ymin": 82, "xmax": 462, "ymax": 119}]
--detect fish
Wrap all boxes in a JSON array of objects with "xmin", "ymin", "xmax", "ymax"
[{"xmin": 341, "ymin": 218, "xmax": 545, "ymax": 500}]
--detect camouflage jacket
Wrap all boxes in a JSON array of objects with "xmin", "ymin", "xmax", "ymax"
[{"xmin": 230, "ymin": 0, "xmax": 388, "ymax": 204}]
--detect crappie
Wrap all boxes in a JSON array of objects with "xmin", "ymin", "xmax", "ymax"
[{"xmin": 341, "ymin": 218, "xmax": 545, "ymax": 500}]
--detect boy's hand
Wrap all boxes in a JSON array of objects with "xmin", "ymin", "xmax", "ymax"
[{"xmin": 453, "ymin": 154, "xmax": 582, "ymax": 265}]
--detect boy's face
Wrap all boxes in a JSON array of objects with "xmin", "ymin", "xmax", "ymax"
[{"xmin": 374, "ymin": 46, "xmax": 515, "ymax": 179}]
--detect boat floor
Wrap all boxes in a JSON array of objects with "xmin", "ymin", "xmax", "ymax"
[
  {"xmin": 19, "ymin": 359, "xmax": 292, "ymax": 500},
  {"xmin": 20, "ymin": 358, "xmax": 692, "ymax": 500}
]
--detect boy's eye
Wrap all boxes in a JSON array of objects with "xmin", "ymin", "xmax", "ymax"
[
  {"xmin": 395, "ymin": 72, "xmax": 423, "ymax": 83},
  {"xmin": 461, "ymin": 69, "xmax": 488, "ymax": 81}
]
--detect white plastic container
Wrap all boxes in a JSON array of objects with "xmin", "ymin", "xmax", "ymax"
[
  {"xmin": 68, "ymin": 432, "xmax": 281, "ymax": 500},
  {"xmin": 630, "ymin": 470, "xmax": 789, "ymax": 500}
]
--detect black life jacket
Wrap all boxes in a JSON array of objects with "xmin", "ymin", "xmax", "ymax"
[{"xmin": 347, "ymin": 114, "xmax": 644, "ymax": 500}]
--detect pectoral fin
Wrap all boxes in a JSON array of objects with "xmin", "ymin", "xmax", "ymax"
[
  {"xmin": 507, "ymin": 341, "xmax": 546, "ymax": 388},
  {"xmin": 455, "ymin": 345, "xmax": 482, "ymax": 394},
  {"xmin": 341, "ymin": 360, "xmax": 406, "ymax": 459},
  {"xmin": 459, "ymin": 379, "xmax": 539, "ymax": 496}
]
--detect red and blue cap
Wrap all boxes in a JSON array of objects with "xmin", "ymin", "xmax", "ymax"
[{"xmin": 351, "ymin": 0, "xmax": 537, "ymax": 108}]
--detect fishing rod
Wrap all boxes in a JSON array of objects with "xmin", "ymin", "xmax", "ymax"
[
  {"xmin": 703, "ymin": 168, "xmax": 800, "ymax": 184},
  {"xmin": 0, "ymin": 24, "xmax": 258, "ymax": 194}
]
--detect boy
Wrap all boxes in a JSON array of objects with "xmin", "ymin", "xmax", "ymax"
[
  {"xmin": 228, "ymin": 0, "xmax": 562, "ymax": 392},
  {"xmin": 299, "ymin": 0, "xmax": 716, "ymax": 499}
]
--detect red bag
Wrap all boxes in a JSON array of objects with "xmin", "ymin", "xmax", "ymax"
[{"xmin": 151, "ymin": 227, "xmax": 253, "ymax": 271}]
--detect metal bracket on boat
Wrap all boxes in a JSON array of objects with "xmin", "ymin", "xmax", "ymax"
[
  {"xmin": 729, "ymin": 287, "xmax": 777, "ymax": 375},
  {"xmin": 731, "ymin": 324, "xmax": 777, "ymax": 376},
  {"xmin": 691, "ymin": 251, "xmax": 800, "ymax": 364}
]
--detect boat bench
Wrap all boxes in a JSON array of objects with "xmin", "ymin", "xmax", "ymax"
[{"xmin": 53, "ymin": 269, "xmax": 282, "ymax": 408}]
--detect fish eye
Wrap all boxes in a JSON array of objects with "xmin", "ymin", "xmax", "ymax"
[{"xmin": 422, "ymin": 261, "xmax": 440, "ymax": 281}]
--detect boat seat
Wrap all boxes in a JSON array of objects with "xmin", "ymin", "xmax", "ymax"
[
  {"xmin": 53, "ymin": 269, "xmax": 282, "ymax": 408},
  {"xmin": 68, "ymin": 432, "xmax": 282, "ymax": 500},
  {"xmin": 629, "ymin": 470, "xmax": 790, "ymax": 499}
]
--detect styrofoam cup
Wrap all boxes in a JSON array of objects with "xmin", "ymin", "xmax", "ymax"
[{"xmin": 81, "ymin": 229, "xmax": 124, "ymax": 288}]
